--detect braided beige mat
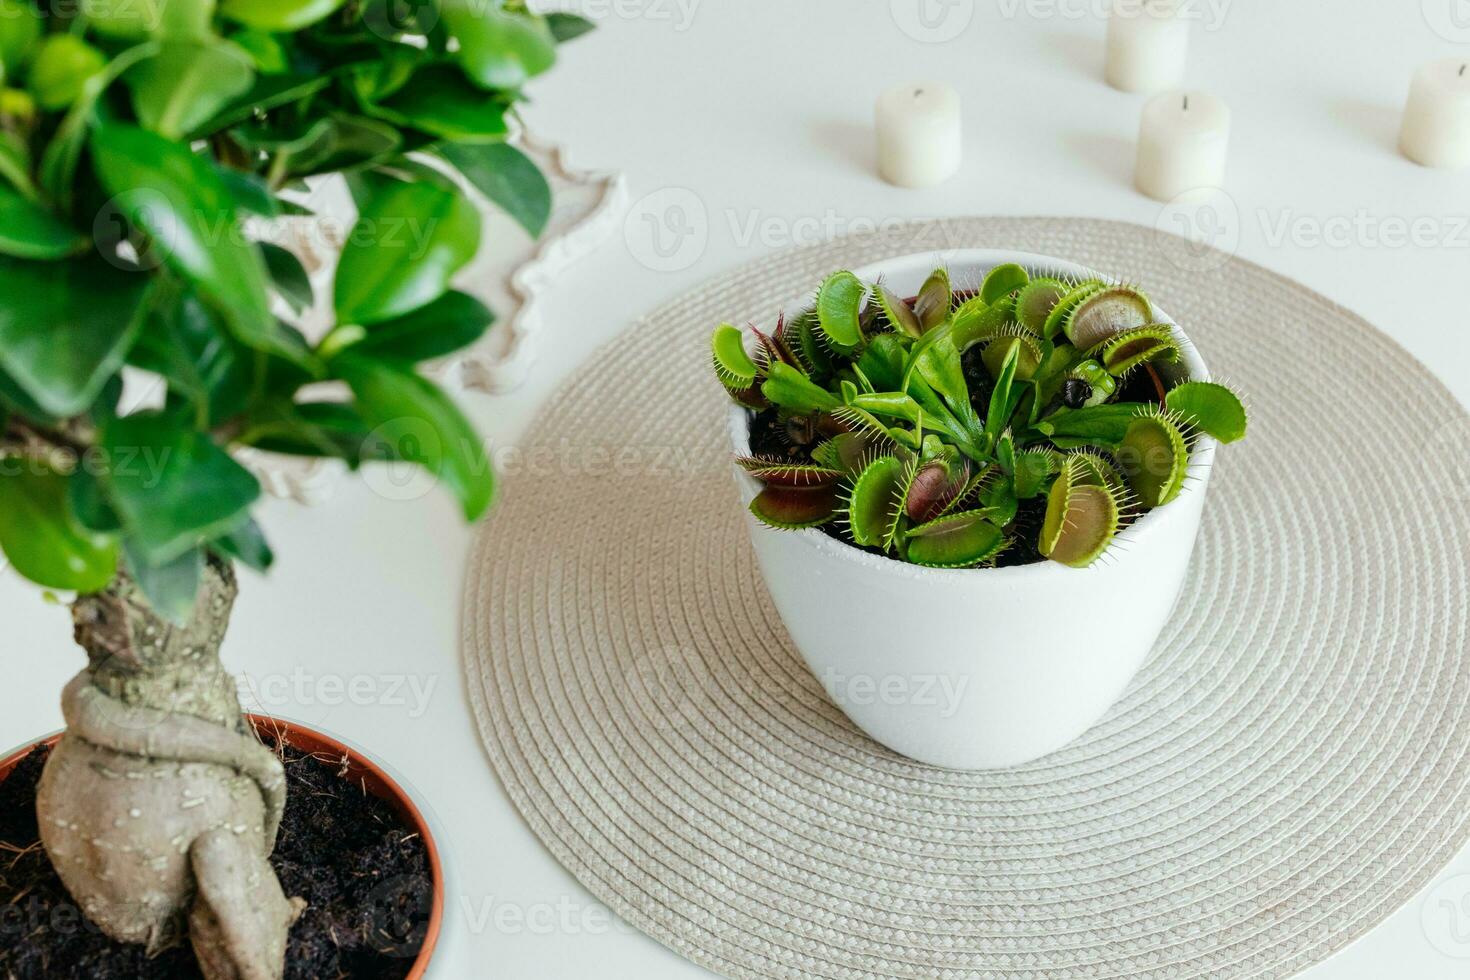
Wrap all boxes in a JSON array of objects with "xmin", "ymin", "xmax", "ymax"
[{"xmin": 461, "ymin": 217, "xmax": 1470, "ymax": 979}]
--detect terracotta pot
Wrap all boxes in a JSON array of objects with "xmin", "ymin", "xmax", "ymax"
[{"xmin": 0, "ymin": 714, "xmax": 444, "ymax": 978}]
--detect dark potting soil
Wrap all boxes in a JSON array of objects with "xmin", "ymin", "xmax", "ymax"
[{"xmin": 0, "ymin": 738, "xmax": 432, "ymax": 979}]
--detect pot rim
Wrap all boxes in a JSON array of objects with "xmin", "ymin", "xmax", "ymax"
[
  {"xmin": 725, "ymin": 247, "xmax": 1218, "ymax": 583},
  {"xmin": 0, "ymin": 713, "xmax": 443, "ymax": 978}
]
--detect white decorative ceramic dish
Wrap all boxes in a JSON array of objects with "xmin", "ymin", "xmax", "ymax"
[{"xmin": 728, "ymin": 249, "xmax": 1217, "ymax": 770}]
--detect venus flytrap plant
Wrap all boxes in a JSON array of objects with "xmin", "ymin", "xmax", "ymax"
[{"xmin": 715, "ymin": 263, "xmax": 1247, "ymax": 569}]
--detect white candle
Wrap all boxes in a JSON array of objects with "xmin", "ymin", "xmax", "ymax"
[
  {"xmin": 1105, "ymin": 0, "xmax": 1189, "ymax": 94},
  {"xmin": 1134, "ymin": 91, "xmax": 1229, "ymax": 201},
  {"xmin": 875, "ymin": 82, "xmax": 962, "ymax": 188},
  {"xmin": 1399, "ymin": 58, "xmax": 1470, "ymax": 169}
]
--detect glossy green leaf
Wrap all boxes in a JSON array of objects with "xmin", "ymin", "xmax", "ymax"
[
  {"xmin": 0, "ymin": 0, "xmax": 41, "ymax": 80},
  {"xmin": 219, "ymin": 0, "xmax": 345, "ymax": 30},
  {"xmin": 748, "ymin": 485, "xmax": 839, "ymax": 529},
  {"xmin": 124, "ymin": 541, "xmax": 202, "ymax": 624},
  {"xmin": 760, "ymin": 361, "xmax": 840, "ymax": 413},
  {"xmin": 847, "ymin": 454, "xmax": 907, "ymax": 548},
  {"xmin": 980, "ymin": 262, "xmax": 1028, "ymax": 304},
  {"xmin": 0, "ymin": 254, "xmax": 150, "ymax": 416},
  {"xmin": 228, "ymin": 27, "xmax": 288, "ymax": 72},
  {"xmin": 979, "ymin": 469, "xmax": 1018, "ymax": 526},
  {"xmin": 0, "ymin": 185, "xmax": 85, "ymax": 258},
  {"xmin": 102, "ymin": 412, "xmax": 262, "ymax": 564},
  {"xmin": 856, "ymin": 333, "xmax": 905, "ymax": 390},
  {"xmin": 129, "ymin": 292, "xmax": 250, "ymax": 425},
  {"xmin": 984, "ymin": 340, "xmax": 1019, "ymax": 441},
  {"xmin": 904, "ymin": 510, "xmax": 1004, "ymax": 568},
  {"xmin": 1042, "ymin": 279, "xmax": 1103, "ymax": 340},
  {"xmin": 1015, "ymin": 277, "xmax": 1067, "ymax": 333},
  {"xmin": 874, "ymin": 283, "xmax": 921, "ymax": 339},
  {"xmin": 951, "ymin": 294, "xmax": 1016, "ymax": 351},
  {"xmin": 242, "ymin": 113, "xmax": 402, "ymax": 177},
  {"xmin": 981, "ymin": 334, "xmax": 1042, "ymax": 383},
  {"xmin": 127, "ymin": 40, "xmax": 254, "ymax": 138},
  {"xmin": 83, "ymin": 0, "xmax": 214, "ymax": 38},
  {"xmin": 67, "ymin": 466, "xmax": 122, "ymax": 534},
  {"xmin": 241, "ymin": 401, "xmax": 392, "ymax": 465},
  {"xmin": 710, "ymin": 323, "xmax": 757, "ymax": 390},
  {"xmin": 736, "ymin": 457, "xmax": 843, "ymax": 488},
  {"xmin": 375, "ymin": 66, "xmax": 510, "ymax": 143},
  {"xmin": 436, "ymin": 141, "xmax": 550, "ymax": 237},
  {"xmin": 812, "ymin": 431, "xmax": 876, "ymax": 477},
  {"xmin": 1098, "ymin": 324, "xmax": 1179, "ymax": 376},
  {"xmin": 39, "ymin": 42, "xmax": 162, "ymax": 210},
  {"xmin": 218, "ymin": 167, "xmax": 278, "ymax": 216},
  {"xmin": 0, "ymin": 131, "xmax": 32, "ymax": 198},
  {"xmin": 1036, "ymin": 404, "xmax": 1146, "ymax": 446},
  {"xmin": 0, "ymin": 467, "xmax": 118, "ymax": 591},
  {"xmin": 89, "ymin": 123, "xmax": 302, "ymax": 366},
  {"xmin": 1012, "ymin": 448, "xmax": 1058, "ymax": 499},
  {"xmin": 212, "ymin": 517, "xmax": 273, "ymax": 571},
  {"xmin": 850, "ymin": 391, "xmax": 924, "ymax": 428},
  {"xmin": 546, "ymin": 12, "xmax": 595, "ymax": 43},
  {"xmin": 1118, "ymin": 413, "xmax": 1188, "ymax": 506},
  {"xmin": 201, "ymin": 72, "xmax": 330, "ymax": 131},
  {"xmin": 260, "ymin": 242, "xmax": 313, "ymax": 313},
  {"xmin": 816, "ymin": 270, "xmax": 865, "ymax": 350},
  {"xmin": 349, "ymin": 290, "xmax": 494, "ymax": 362},
  {"xmin": 334, "ymin": 179, "xmax": 481, "ymax": 325},
  {"xmin": 1040, "ymin": 470, "xmax": 1120, "ymax": 568},
  {"xmin": 912, "ymin": 335, "xmax": 972, "ymax": 413},
  {"xmin": 1065, "ymin": 286, "xmax": 1151, "ymax": 350},
  {"xmin": 334, "ymin": 353, "xmax": 494, "ymax": 520},
  {"xmin": 442, "ymin": 1, "xmax": 557, "ymax": 90},
  {"xmin": 30, "ymin": 35, "xmax": 106, "ymax": 110},
  {"xmin": 1166, "ymin": 381, "xmax": 1248, "ymax": 443}
]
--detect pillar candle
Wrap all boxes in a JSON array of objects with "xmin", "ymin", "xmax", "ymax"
[
  {"xmin": 1134, "ymin": 91, "xmax": 1230, "ymax": 201},
  {"xmin": 1105, "ymin": 0, "xmax": 1189, "ymax": 94},
  {"xmin": 875, "ymin": 82, "xmax": 962, "ymax": 188},
  {"xmin": 1399, "ymin": 59, "xmax": 1470, "ymax": 169}
]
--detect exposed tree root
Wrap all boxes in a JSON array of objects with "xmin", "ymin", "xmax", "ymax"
[{"xmin": 35, "ymin": 557, "xmax": 302, "ymax": 979}]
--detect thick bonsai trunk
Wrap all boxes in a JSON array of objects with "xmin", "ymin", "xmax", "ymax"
[{"xmin": 35, "ymin": 557, "xmax": 304, "ymax": 980}]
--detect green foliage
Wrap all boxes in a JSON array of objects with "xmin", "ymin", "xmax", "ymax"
[
  {"xmin": 904, "ymin": 510, "xmax": 1005, "ymax": 568},
  {"xmin": 711, "ymin": 324, "xmax": 758, "ymax": 390},
  {"xmin": 0, "ymin": 1, "xmax": 588, "ymax": 614},
  {"xmin": 1166, "ymin": 381, "xmax": 1248, "ymax": 443},
  {"xmin": 1117, "ymin": 410, "xmax": 1189, "ymax": 507},
  {"xmin": 333, "ymin": 177, "xmax": 481, "ymax": 325},
  {"xmin": 715, "ymin": 264, "xmax": 1247, "ymax": 569},
  {"xmin": 816, "ymin": 270, "xmax": 866, "ymax": 351},
  {"xmin": 0, "ymin": 465, "xmax": 119, "ymax": 591},
  {"xmin": 0, "ymin": 255, "xmax": 149, "ymax": 416},
  {"xmin": 1039, "ymin": 457, "xmax": 1124, "ymax": 568},
  {"xmin": 1064, "ymin": 286, "xmax": 1152, "ymax": 349}
]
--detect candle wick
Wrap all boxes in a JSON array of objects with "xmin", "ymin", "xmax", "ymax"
[
  {"xmin": 1461, "ymin": 64, "xmax": 1467, "ymax": 77},
  {"xmin": 1182, "ymin": 95, "xmax": 1189, "ymax": 110},
  {"xmin": 914, "ymin": 88, "xmax": 924, "ymax": 97}
]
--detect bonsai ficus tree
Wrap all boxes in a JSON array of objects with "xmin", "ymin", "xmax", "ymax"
[
  {"xmin": 0, "ymin": 1, "xmax": 588, "ymax": 976},
  {"xmin": 713, "ymin": 264, "xmax": 1248, "ymax": 568}
]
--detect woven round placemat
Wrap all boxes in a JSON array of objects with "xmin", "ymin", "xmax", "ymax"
[{"xmin": 461, "ymin": 217, "xmax": 1470, "ymax": 979}]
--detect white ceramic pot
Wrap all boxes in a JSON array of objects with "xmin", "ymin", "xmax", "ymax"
[{"xmin": 728, "ymin": 250, "xmax": 1216, "ymax": 770}]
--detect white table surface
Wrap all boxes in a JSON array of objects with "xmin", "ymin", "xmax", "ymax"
[{"xmin": 6, "ymin": 2, "xmax": 1470, "ymax": 977}]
